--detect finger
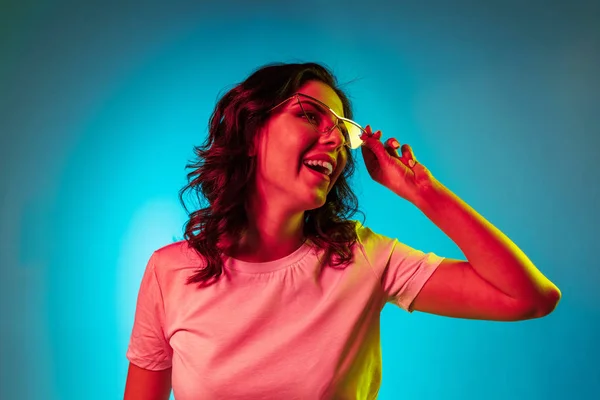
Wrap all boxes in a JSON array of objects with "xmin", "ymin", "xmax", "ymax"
[
  {"xmin": 361, "ymin": 128, "xmax": 381, "ymax": 145},
  {"xmin": 361, "ymin": 130, "xmax": 387, "ymax": 159},
  {"xmin": 400, "ymin": 144, "xmax": 417, "ymax": 168},
  {"xmin": 360, "ymin": 125, "xmax": 373, "ymax": 141},
  {"xmin": 400, "ymin": 144, "xmax": 413, "ymax": 158},
  {"xmin": 385, "ymin": 138, "xmax": 415, "ymax": 168},
  {"xmin": 385, "ymin": 138, "xmax": 401, "ymax": 158}
]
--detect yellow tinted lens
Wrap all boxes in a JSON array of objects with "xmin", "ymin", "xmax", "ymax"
[{"xmin": 344, "ymin": 122, "xmax": 363, "ymax": 149}]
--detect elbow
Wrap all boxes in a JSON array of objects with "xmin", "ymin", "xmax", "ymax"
[{"xmin": 530, "ymin": 286, "xmax": 562, "ymax": 319}]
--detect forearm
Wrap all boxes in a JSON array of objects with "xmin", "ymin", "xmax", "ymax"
[{"xmin": 411, "ymin": 178, "xmax": 561, "ymax": 307}]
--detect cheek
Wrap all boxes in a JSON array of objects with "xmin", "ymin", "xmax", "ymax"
[
  {"xmin": 336, "ymin": 155, "xmax": 349, "ymax": 175},
  {"xmin": 263, "ymin": 149, "xmax": 302, "ymax": 177},
  {"xmin": 261, "ymin": 131, "xmax": 303, "ymax": 170},
  {"xmin": 273, "ymin": 123, "xmax": 307, "ymax": 155}
]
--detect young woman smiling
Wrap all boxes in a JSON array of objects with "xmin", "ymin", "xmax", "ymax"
[{"xmin": 124, "ymin": 62, "xmax": 561, "ymax": 400}]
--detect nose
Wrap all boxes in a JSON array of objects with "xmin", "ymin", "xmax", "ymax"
[{"xmin": 321, "ymin": 124, "xmax": 347, "ymax": 149}]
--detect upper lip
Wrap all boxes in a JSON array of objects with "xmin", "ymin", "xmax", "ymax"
[{"xmin": 303, "ymin": 154, "xmax": 337, "ymax": 172}]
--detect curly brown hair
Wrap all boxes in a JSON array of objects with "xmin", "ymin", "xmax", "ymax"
[{"xmin": 178, "ymin": 62, "xmax": 366, "ymax": 288}]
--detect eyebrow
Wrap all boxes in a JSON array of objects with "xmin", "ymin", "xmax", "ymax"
[
  {"xmin": 298, "ymin": 99, "xmax": 335, "ymax": 115},
  {"xmin": 310, "ymin": 99, "xmax": 344, "ymax": 118},
  {"xmin": 293, "ymin": 92, "xmax": 343, "ymax": 113}
]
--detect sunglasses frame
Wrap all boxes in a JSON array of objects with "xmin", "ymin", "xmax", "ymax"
[{"xmin": 267, "ymin": 93, "xmax": 366, "ymax": 149}]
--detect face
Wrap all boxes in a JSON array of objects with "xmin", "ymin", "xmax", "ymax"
[{"xmin": 249, "ymin": 80, "xmax": 349, "ymax": 214}]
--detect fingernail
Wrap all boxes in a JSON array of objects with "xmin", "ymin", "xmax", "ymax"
[
  {"xmin": 391, "ymin": 140, "xmax": 400, "ymax": 149},
  {"xmin": 408, "ymin": 159, "xmax": 415, "ymax": 168}
]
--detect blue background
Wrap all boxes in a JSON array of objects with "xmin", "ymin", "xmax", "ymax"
[{"xmin": 1, "ymin": 1, "xmax": 598, "ymax": 399}]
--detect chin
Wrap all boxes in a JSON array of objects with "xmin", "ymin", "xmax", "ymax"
[
  {"xmin": 306, "ymin": 193, "xmax": 330, "ymax": 211},
  {"xmin": 305, "ymin": 203, "xmax": 325, "ymax": 212}
]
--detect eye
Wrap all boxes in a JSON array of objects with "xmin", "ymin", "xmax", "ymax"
[{"xmin": 300, "ymin": 111, "xmax": 320, "ymax": 123}]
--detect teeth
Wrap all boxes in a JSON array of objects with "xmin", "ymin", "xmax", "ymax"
[{"xmin": 303, "ymin": 159, "xmax": 333, "ymax": 175}]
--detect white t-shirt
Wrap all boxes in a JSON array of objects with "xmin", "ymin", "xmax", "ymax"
[{"xmin": 126, "ymin": 222, "xmax": 444, "ymax": 399}]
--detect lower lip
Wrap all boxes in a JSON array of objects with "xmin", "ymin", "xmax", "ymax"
[{"xmin": 304, "ymin": 165, "xmax": 330, "ymax": 181}]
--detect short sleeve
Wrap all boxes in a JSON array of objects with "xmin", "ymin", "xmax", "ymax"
[
  {"xmin": 126, "ymin": 251, "xmax": 173, "ymax": 370},
  {"xmin": 382, "ymin": 240, "xmax": 445, "ymax": 312},
  {"xmin": 357, "ymin": 224, "xmax": 445, "ymax": 313}
]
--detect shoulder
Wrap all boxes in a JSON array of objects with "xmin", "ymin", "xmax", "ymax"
[
  {"xmin": 154, "ymin": 239, "xmax": 189, "ymax": 256},
  {"xmin": 351, "ymin": 220, "xmax": 394, "ymax": 250},
  {"xmin": 145, "ymin": 240, "xmax": 207, "ymax": 291},
  {"xmin": 151, "ymin": 240, "xmax": 203, "ymax": 272},
  {"xmin": 352, "ymin": 220, "xmax": 375, "ymax": 240}
]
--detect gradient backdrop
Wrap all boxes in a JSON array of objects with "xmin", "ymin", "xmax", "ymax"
[{"xmin": 1, "ymin": 1, "xmax": 599, "ymax": 399}]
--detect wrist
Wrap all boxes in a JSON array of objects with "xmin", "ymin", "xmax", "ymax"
[{"xmin": 412, "ymin": 176, "xmax": 445, "ymax": 211}]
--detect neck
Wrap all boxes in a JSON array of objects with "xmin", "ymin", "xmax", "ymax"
[{"xmin": 227, "ymin": 210, "xmax": 307, "ymax": 263}]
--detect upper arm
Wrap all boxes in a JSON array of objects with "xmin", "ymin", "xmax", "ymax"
[
  {"xmin": 411, "ymin": 258, "xmax": 536, "ymax": 321},
  {"xmin": 124, "ymin": 362, "xmax": 172, "ymax": 400}
]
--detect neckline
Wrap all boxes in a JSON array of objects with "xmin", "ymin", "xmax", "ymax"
[{"xmin": 223, "ymin": 238, "xmax": 314, "ymax": 274}]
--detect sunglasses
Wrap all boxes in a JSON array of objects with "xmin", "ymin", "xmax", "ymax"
[{"xmin": 267, "ymin": 93, "xmax": 366, "ymax": 150}]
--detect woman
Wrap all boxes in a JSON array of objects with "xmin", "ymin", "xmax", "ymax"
[{"xmin": 124, "ymin": 62, "xmax": 561, "ymax": 400}]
